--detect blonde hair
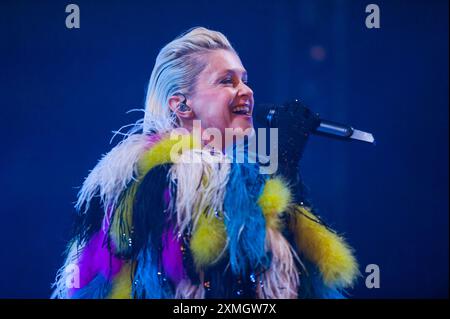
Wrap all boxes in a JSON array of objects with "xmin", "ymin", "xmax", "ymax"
[{"xmin": 142, "ymin": 27, "xmax": 236, "ymax": 134}]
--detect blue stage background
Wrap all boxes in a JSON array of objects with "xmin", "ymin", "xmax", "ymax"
[{"xmin": 0, "ymin": 0, "xmax": 448, "ymax": 298}]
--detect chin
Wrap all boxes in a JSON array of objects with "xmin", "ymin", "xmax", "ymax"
[
  {"xmin": 232, "ymin": 116, "xmax": 254, "ymax": 131},
  {"xmin": 230, "ymin": 121, "xmax": 255, "ymax": 139}
]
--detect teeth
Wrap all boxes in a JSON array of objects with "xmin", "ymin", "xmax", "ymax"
[{"xmin": 232, "ymin": 106, "xmax": 250, "ymax": 114}]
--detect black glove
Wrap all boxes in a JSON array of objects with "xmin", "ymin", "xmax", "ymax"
[{"xmin": 255, "ymin": 99, "xmax": 320, "ymax": 204}]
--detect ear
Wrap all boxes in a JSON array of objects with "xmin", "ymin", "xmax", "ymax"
[{"xmin": 168, "ymin": 95, "xmax": 195, "ymax": 120}]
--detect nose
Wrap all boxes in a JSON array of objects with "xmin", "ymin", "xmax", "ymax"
[{"xmin": 238, "ymin": 81, "xmax": 254, "ymax": 99}]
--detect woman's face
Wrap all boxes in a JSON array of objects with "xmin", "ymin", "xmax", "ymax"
[{"xmin": 188, "ymin": 49, "xmax": 254, "ymax": 145}]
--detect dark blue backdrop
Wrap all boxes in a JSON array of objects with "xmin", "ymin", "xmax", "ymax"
[{"xmin": 0, "ymin": 0, "xmax": 448, "ymax": 298}]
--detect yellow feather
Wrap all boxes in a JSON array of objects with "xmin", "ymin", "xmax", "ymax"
[
  {"xmin": 137, "ymin": 133, "xmax": 199, "ymax": 176},
  {"xmin": 107, "ymin": 263, "xmax": 134, "ymax": 299},
  {"xmin": 110, "ymin": 133, "xmax": 200, "ymax": 255},
  {"xmin": 289, "ymin": 205, "xmax": 359, "ymax": 288},
  {"xmin": 190, "ymin": 212, "xmax": 227, "ymax": 269},
  {"xmin": 258, "ymin": 177, "xmax": 292, "ymax": 230}
]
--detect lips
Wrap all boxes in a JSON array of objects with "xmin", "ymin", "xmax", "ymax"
[{"xmin": 231, "ymin": 104, "xmax": 252, "ymax": 115}]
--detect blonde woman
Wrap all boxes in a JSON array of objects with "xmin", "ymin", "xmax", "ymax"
[{"xmin": 52, "ymin": 27, "xmax": 359, "ymax": 299}]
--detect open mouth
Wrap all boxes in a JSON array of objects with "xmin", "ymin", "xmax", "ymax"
[{"xmin": 231, "ymin": 105, "xmax": 251, "ymax": 115}]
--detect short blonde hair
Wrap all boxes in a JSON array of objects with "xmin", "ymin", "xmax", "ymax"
[{"xmin": 143, "ymin": 27, "xmax": 236, "ymax": 133}]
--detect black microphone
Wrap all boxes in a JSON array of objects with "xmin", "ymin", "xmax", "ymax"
[
  {"xmin": 253, "ymin": 99, "xmax": 375, "ymax": 203},
  {"xmin": 260, "ymin": 99, "xmax": 375, "ymax": 144}
]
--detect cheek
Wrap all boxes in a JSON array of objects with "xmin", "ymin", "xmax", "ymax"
[
  {"xmin": 194, "ymin": 92, "xmax": 233, "ymax": 128},
  {"xmin": 205, "ymin": 107, "xmax": 232, "ymax": 131}
]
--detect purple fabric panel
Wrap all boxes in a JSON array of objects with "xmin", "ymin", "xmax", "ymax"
[
  {"xmin": 69, "ymin": 226, "xmax": 123, "ymax": 297},
  {"xmin": 161, "ymin": 225, "xmax": 185, "ymax": 285}
]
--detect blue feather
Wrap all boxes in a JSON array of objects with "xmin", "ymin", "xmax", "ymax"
[
  {"xmin": 132, "ymin": 246, "xmax": 173, "ymax": 299},
  {"xmin": 224, "ymin": 161, "xmax": 270, "ymax": 275},
  {"xmin": 71, "ymin": 274, "xmax": 111, "ymax": 299},
  {"xmin": 298, "ymin": 260, "xmax": 346, "ymax": 299}
]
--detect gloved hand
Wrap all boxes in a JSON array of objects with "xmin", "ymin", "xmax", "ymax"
[{"xmin": 255, "ymin": 99, "xmax": 320, "ymax": 204}]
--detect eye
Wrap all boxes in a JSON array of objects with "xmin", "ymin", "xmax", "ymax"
[{"xmin": 221, "ymin": 77, "xmax": 233, "ymax": 84}]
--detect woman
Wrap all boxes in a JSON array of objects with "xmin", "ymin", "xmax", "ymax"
[{"xmin": 52, "ymin": 27, "xmax": 359, "ymax": 299}]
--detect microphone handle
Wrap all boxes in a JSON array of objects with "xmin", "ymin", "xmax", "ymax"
[{"xmin": 313, "ymin": 120, "xmax": 354, "ymax": 140}]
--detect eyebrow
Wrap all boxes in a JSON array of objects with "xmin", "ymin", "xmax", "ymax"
[{"xmin": 217, "ymin": 69, "xmax": 248, "ymax": 78}]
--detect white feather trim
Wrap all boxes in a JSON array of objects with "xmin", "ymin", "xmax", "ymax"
[
  {"xmin": 175, "ymin": 278, "xmax": 205, "ymax": 299},
  {"xmin": 169, "ymin": 149, "xmax": 230, "ymax": 235},
  {"xmin": 75, "ymin": 134, "xmax": 152, "ymax": 214},
  {"xmin": 51, "ymin": 240, "xmax": 85, "ymax": 299},
  {"xmin": 257, "ymin": 228, "xmax": 300, "ymax": 299}
]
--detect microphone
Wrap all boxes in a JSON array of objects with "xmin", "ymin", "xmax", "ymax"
[
  {"xmin": 253, "ymin": 99, "xmax": 375, "ymax": 203},
  {"xmin": 260, "ymin": 99, "xmax": 375, "ymax": 144}
]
